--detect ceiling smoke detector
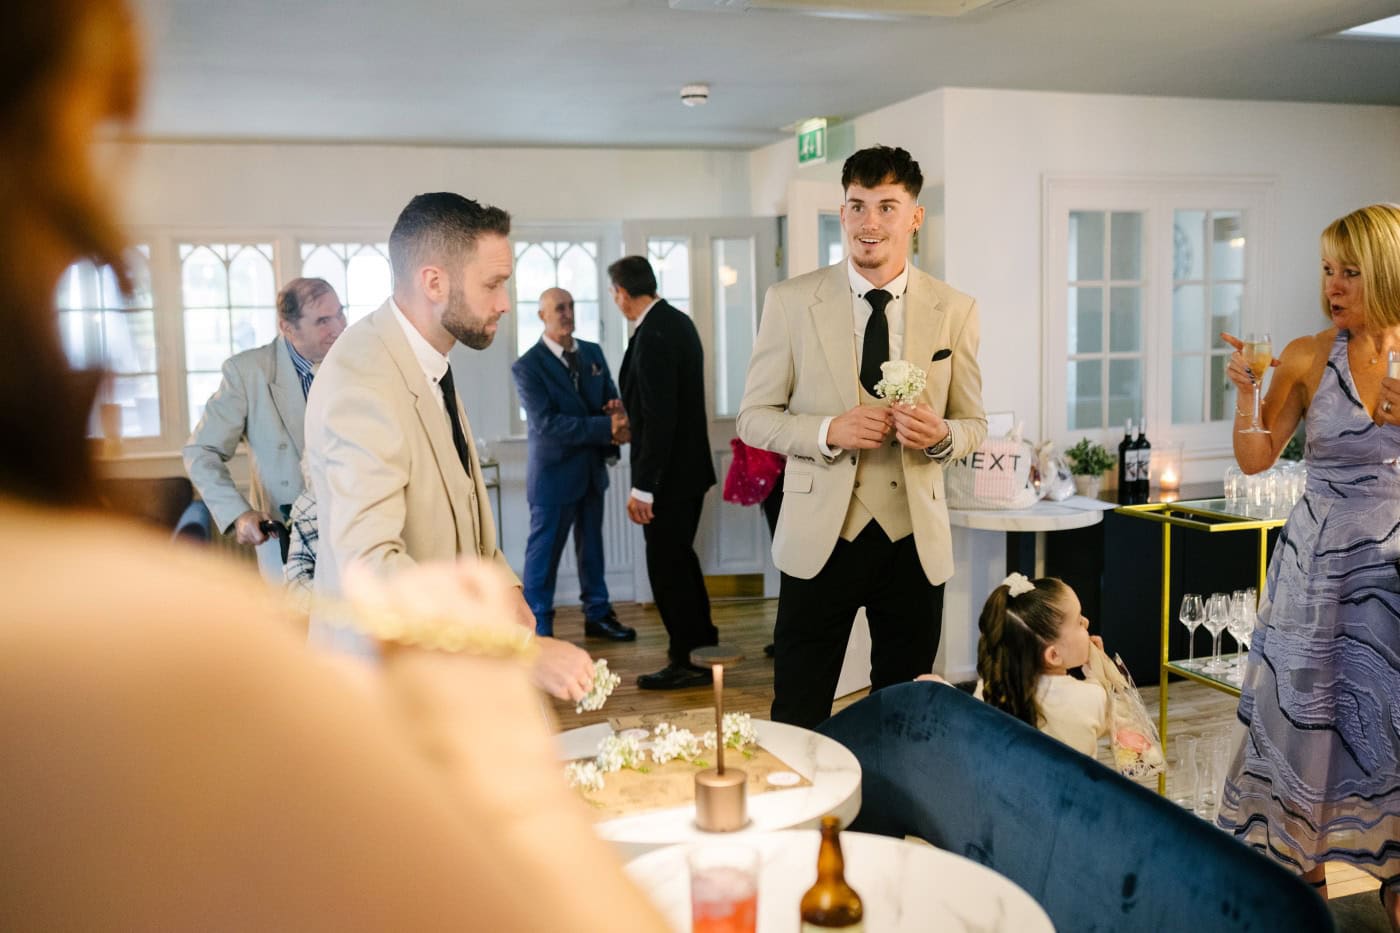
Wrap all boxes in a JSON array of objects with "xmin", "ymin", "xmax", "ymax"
[{"xmin": 680, "ymin": 83, "xmax": 710, "ymax": 107}]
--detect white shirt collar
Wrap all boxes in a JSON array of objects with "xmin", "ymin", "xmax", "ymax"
[
  {"xmin": 541, "ymin": 333, "xmax": 575, "ymax": 363},
  {"xmin": 634, "ymin": 297, "xmax": 662, "ymax": 331},
  {"xmin": 390, "ymin": 298, "xmax": 450, "ymax": 387},
  {"xmin": 847, "ymin": 260, "xmax": 909, "ymax": 302}
]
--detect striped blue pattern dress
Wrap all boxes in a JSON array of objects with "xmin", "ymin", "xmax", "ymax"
[{"xmin": 1219, "ymin": 329, "xmax": 1400, "ymax": 892}]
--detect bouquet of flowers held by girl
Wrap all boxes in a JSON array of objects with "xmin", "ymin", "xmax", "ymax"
[{"xmin": 1083, "ymin": 643, "xmax": 1164, "ymax": 779}]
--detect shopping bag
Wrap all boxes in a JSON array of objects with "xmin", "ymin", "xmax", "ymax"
[{"xmin": 944, "ymin": 423, "xmax": 1042, "ymax": 510}]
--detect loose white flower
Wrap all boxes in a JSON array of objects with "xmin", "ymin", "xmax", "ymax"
[
  {"xmin": 564, "ymin": 760, "xmax": 604, "ymax": 793},
  {"xmin": 595, "ymin": 734, "xmax": 646, "ymax": 773},
  {"xmin": 873, "ymin": 359, "xmax": 927, "ymax": 405},
  {"xmin": 722, "ymin": 712, "xmax": 758, "ymax": 749},
  {"xmin": 650, "ymin": 722, "xmax": 706, "ymax": 764},
  {"xmin": 575, "ymin": 658, "xmax": 622, "ymax": 714}
]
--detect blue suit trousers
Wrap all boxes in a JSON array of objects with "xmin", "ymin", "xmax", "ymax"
[{"xmin": 523, "ymin": 490, "xmax": 612, "ymax": 635}]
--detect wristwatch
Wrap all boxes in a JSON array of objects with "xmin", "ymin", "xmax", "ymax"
[{"xmin": 924, "ymin": 433, "xmax": 954, "ymax": 460}]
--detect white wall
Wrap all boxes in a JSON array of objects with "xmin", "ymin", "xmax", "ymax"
[
  {"xmin": 113, "ymin": 141, "xmax": 754, "ymax": 228},
  {"xmin": 939, "ymin": 89, "xmax": 1400, "ymax": 476}
]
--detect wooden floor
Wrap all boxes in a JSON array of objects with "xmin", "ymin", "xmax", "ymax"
[{"xmin": 548, "ymin": 597, "xmax": 1378, "ymax": 900}]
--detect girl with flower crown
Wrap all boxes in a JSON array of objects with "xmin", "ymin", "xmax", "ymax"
[{"xmin": 973, "ymin": 572, "xmax": 1110, "ymax": 757}]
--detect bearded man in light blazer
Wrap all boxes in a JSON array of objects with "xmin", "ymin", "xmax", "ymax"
[
  {"xmin": 184, "ymin": 277, "xmax": 346, "ymax": 580},
  {"xmin": 304, "ymin": 192, "xmax": 595, "ymax": 703},
  {"xmin": 737, "ymin": 146, "xmax": 987, "ymax": 728}
]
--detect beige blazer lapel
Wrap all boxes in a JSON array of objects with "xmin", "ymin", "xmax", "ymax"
[
  {"xmin": 368, "ymin": 304, "xmax": 473, "ymax": 536},
  {"xmin": 902, "ymin": 270, "xmax": 947, "ymax": 385},
  {"xmin": 809, "ymin": 264, "xmax": 859, "ymax": 412},
  {"xmin": 268, "ymin": 337, "xmax": 307, "ymax": 457}
]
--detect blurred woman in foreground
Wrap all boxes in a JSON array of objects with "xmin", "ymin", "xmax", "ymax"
[{"xmin": 0, "ymin": 3, "xmax": 665, "ymax": 930}]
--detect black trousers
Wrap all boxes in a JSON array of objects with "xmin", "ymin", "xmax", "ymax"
[
  {"xmin": 772, "ymin": 522, "xmax": 944, "ymax": 728},
  {"xmin": 643, "ymin": 492, "xmax": 718, "ymax": 664}
]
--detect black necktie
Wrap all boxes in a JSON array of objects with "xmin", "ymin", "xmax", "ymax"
[
  {"xmin": 562, "ymin": 348, "xmax": 581, "ymax": 392},
  {"xmin": 860, "ymin": 288, "xmax": 893, "ymax": 395},
  {"xmin": 438, "ymin": 366, "xmax": 472, "ymax": 475}
]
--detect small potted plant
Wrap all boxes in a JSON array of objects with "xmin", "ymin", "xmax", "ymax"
[{"xmin": 1064, "ymin": 438, "xmax": 1115, "ymax": 498}]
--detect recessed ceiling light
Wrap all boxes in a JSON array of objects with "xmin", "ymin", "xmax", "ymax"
[
  {"xmin": 681, "ymin": 83, "xmax": 710, "ymax": 107},
  {"xmin": 1335, "ymin": 13, "xmax": 1400, "ymax": 40}
]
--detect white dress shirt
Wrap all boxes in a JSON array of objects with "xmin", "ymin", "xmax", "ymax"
[
  {"xmin": 391, "ymin": 299, "xmax": 450, "ymax": 414},
  {"xmin": 541, "ymin": 333, "xmax": 575, "ymax": 366},
  {"xmin": 817, "ymin": 261, "xmax": 911, "ymax": 457}
]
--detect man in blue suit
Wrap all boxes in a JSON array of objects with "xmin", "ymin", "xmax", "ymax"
[{"xmin": 512, "ymin": 287, "xmax": 636, "ymax": 641}]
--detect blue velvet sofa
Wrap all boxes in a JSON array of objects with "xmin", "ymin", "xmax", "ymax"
[{"xmin": 817, "ymin": 681, "xmax": 1333, "ymax": 933}]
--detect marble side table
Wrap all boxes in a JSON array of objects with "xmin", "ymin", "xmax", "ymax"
[
  {"xmin": 557, "ymin": 719, "xmax": 861, "ymax": 862},
  {"xmin": 626, "ymin": 829, "xmax": 1053, "ymax": 932}
]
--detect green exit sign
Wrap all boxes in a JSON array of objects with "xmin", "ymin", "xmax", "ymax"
[{"xmin": 796, "ymin": 118, "xmax": 827, "ymax": 165}]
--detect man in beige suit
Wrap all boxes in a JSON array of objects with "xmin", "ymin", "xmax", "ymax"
[
  {"xmin": 184, "ymin": 277, "xmax": 346, "ymax": 580},
  {"xmin": 738, "ymin": 146, "xmax": 986, "ymax": 727},
  {"xmin": 304, "ymin": 192, "xmax": 595, "ymax": 702}
]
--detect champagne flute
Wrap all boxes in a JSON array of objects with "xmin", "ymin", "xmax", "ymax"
[
  {"xmin": 1203, "ymin": 593, "xmax": 1231, "ymax": 673},
  {"xmin": 1239, "ymin": 333, "xmax": 1272, "ymax": 435},
  {"xmin": 1226, "ymin": 590, "xmax": 1253, "ymax": 681},
  {"xmin": 1178, "ymin": 594, "xmax": 1205, "ymax": 664}
]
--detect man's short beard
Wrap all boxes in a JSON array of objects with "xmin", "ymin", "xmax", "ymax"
[{"xmin": 443, "ymin": 280, "xmax": 495, "ymax": 350}]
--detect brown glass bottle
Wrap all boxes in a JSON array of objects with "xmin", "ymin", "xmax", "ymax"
[{"xmin": 799, "ymin": 815, "xmax": 864, "ymax": 931}]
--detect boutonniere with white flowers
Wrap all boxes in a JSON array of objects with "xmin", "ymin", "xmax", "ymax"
[{"xmin": 873, "ymin": 359, "xmax": 927, "ymax": 405}]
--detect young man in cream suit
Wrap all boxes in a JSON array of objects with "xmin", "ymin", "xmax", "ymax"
[
  {"xmin": 304, "ymin": 192, "xmax": 595, "ymax": 703},
  {"xmin": 737, "ymin": 146, "xmax": 987, "ymax": 727}
]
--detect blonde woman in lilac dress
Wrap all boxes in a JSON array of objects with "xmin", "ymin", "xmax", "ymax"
[{"xmin": 1218, "ymin": 204, "xmax": 1400, "ymax": 928}]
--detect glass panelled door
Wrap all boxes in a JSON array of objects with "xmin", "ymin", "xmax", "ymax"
[{"xmin": 620, "ymin": 218, "xmax": 781, "ymax": 598}]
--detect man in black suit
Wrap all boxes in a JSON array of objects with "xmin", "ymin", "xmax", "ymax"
[{"xmin": 609, "ymin": 256, "xmax": 719, "ymax": 690}]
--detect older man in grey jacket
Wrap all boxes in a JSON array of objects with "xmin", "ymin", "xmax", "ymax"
[{"xmin": 184, "ymin": 277, "xmax": 346, "ymax": 580}]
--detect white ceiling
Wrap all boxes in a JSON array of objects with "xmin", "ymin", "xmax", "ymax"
[{"xmin": 132, "ymin": 0, "xmax": 1400, "ymax": 149}]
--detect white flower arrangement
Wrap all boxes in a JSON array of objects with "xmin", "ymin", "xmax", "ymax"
[
  {"xmin": 575, "ymin": 658, "xmax": 622, "ymax": 714},
  {"xmin": 873, "ymin": 359, "xmax": 927, "ymax": 405},
  {"xmin": 563, "ymin": 714, "xmax": 762, "ymax": 794},
  {"xmin": 595, "ymin": 734, "xmax": 646, "ymax": 773},
  {"xmin": 564, "ymin": 760, "xmax": 604, "ymax": 793}
]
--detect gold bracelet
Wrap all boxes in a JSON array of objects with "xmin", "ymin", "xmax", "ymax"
[{"xmin": 312, "ymin": 595, "xmax": 540, "ymax": 661}]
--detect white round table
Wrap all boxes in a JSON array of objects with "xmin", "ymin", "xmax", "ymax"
[
  {"xmin": 557, "ymin": 719, "xmax": 861, "ymax": 861},
  {"xmin": 625, "ymin": 829, "xmax": 1053, "ymax": 933}
]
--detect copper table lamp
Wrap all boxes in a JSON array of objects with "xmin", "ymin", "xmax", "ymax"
[{"xmin": 689, "ymin": 645, "xmax": 747, "ymax": 832}]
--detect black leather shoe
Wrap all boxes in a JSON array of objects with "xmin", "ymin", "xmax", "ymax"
[
  {"xmin": 637, "ymin": 662, "xmax": 713, "ymax": 691},
  {"xmin": 584, "ymin": 612, "xmax": 636, "ymax": 642}
]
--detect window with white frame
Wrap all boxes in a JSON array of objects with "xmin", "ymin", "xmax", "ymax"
[
  {"xmin": 513, "ymin": 240, "xmax": 602, "ymax": 357},
  {"xmin": 56, "ymin": 245, "xmax": 159, "ymax": 438},
  {"xmin": 1065, "ymin": 211, "xmax": 1145, "ymax": 431},
  {"xmin": 713, "ymin": 236, "xmax": 758, "ymax": 417},
  {"xmin": 647, "ymin": 238, "xmax": 691, "ymax": 313},
  {"xmin": 1171, "ymin": 211, "xmax": 1245, "ymax": 424},
  {"xmin": 1044, "ymin": 177, "xmax": 1270, "ymax": 454},
  {"xmin": 180, "ymin": 242, "xmax": 277, "ymax": 431},
  {"xmin": 299, "ymin": 242, "xmax": 391, "ymax": 324}
]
